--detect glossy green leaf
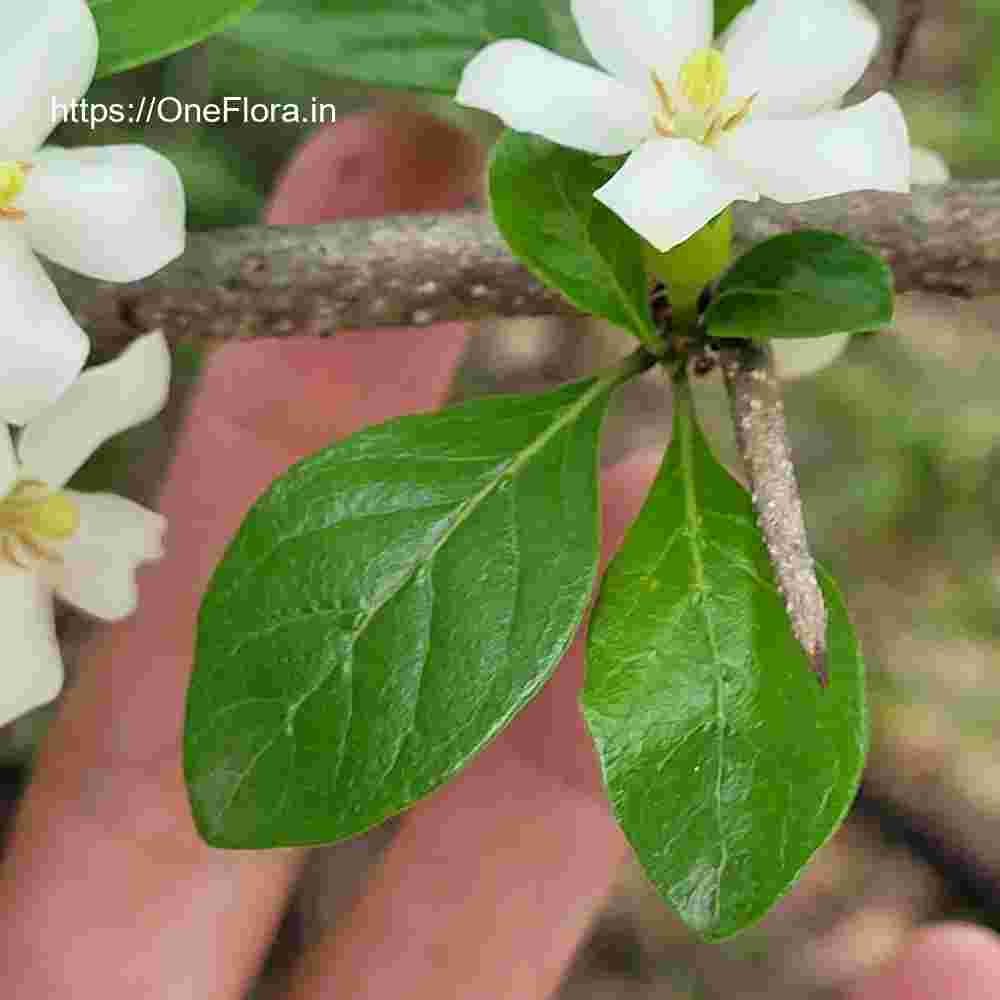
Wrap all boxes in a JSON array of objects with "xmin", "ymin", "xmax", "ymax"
[
  {"xmin": 186, "ymin": 370, "xmax": 638, "ymax": 848},
  {"xmin": 582, "ymin": 383, "xmax": 867, "ymax": 940},
  {"xmin": 490, "ymin": 132, "xmax": 656, "ymax": 347},
  {"xmin": 703, "ymin": 231, "xmax": 894, "ymax": 340},
  {"xmin": 226, "ymin": 0, "xmax": 556, "ymax": 93},
  {"xmin": 89, "ymin": 0, "xmax": 260, "ymax": 77}
]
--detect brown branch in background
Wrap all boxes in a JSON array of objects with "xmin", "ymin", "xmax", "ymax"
[
  {"xmin": 851, "ymin": 0, "xmax": 926, "ymax": 99},
  {"xmin": 890, "ymin": 0, "xmax": 926, "ymax": 80},
  {"xmin": 58, "ymin": 212, "xmax": 580, "ymax": 358},
  {"xmin": 52, "ymin": 182, "xmax": 1000, "ymax": 354},
  {"xmin": 720, "ymin": 341, "xmax": 828, "ymax": 686}
]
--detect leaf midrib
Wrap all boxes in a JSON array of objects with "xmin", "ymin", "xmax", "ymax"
[
  {"xmin": 676, "ymin": 390, "xmax": 729, "ymax": 921},
  {"xmin": 201, "ymin": 378, "xmax": 613, "ymax": 829},
  {"xmin": 279, "ymin": 376, "xmax": 613, "ymax": 726}
]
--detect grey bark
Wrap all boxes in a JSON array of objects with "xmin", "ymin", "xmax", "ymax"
[
  {"xmin": 52, "ymin": 183, "xmax": 1000, "ymax": 353},
  {"xmin": 720, "ymin": 342, "xmax": 828, "ymax": 686}
]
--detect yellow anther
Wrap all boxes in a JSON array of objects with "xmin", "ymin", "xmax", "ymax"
[
  {"xmin": 0, "ymin": 481, "xmax": 80, "ymax": 566},
  {"xmin": 650, "ymin": 71, "xmax": 674, "ymax": 118},
  {"xmin": 650, "ymin": 71, "xmax": 675, "ymax": 136},
  {"xmin": 0, "ymin": 161, "xmax": 27, "ymax": 211},
  {"xmin": 717, "ymin": 92, "xmax": 757, "ymax": 134},
  {"xmin": 677, "ymin": 49, "xmax": 728, "ymax": 112},
  {"xmin": 25, "ymin": 491, "xmax": 80, "ymax": 541}
]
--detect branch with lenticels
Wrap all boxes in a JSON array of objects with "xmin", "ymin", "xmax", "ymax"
[{"xmin": 51, "ymin": 182, "xmax": 1000, "ymax": 354}]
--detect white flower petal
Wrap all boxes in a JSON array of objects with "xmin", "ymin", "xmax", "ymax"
[
  {"xmin": 0, "ymin": 0, "xmax": 99, "ymax": 158},
  {"xmin": 18, "ymin": 331, "xmax": 171, "ymax": 488},
  {"xmin": 0, "ymin": 571, "xmax": 62, "ymax": 728},
  {"xmin": 571, "ymin": 0, "xmax": 713, "ymax": 93},
  {"xmin": 0, "ymin": 429, "xmax": 17, "ymax": 497},
  {"xmin": 21, "ymin": 145, "xmax": 186, "ymax": 282},
  {"xmin": 456, "ymin": 40, "xmax": 651, "ymax": 155},
  {"xmin": 0, "ymin": 227, "xmax": 89, "ymax": 426},
  {"xmin": 595, "ymin": 138, "xmax": 758, "ymax": 253},
  {"xmin": 772, "ymin": 334, "xmax": 851, "ymax": 379},
  {"xmin": 50, "ymin": 492, "xmax": 166, "ymax": 621},
  {"xmin": 724, "ymin": 0, "xmax": 880, "ymax": 118},
  {"xmin": 717, "ymin": 93, "xmax": 910, "ymax": 203},
  {"xmin": 910, "ymin": 145, "xmax": 951, "ymax": 184}
]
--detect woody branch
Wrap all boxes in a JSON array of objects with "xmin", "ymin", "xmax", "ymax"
[{"xmin": 51, "ymin": 182, "xmax": 1000, "ymax": 354}]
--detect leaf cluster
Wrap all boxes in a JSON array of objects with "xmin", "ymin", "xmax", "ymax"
[{"xmin": 88, "ymin": 0, "xmax": 890, "ymax": 940}]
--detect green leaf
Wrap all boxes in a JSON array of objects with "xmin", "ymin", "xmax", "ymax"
[
  {"xmin": 545, "ymin": 0, "xmax": 594, "ymax": 65},
  {"xmin": 186, "ymin": 365, "xmax": 643, "ymax": 848},
  {"xmin": 226, "ymin": 0, "xmax": 556, "ymax": 94},
  {"xmin": 153, "ymin": 130, "xmax": 265, "ymax": 229},
  {"xmin": 490, "ymin": 132, "xmax": 656, "ymax": 347},
  {"xmin": 582, "ymin": 382, "xmax": 867, "ymax": 940},
  {"xmin": 714, "ymin": 0, "xmax": 752, "ymax": 35},
  {"xmin": 89, "ymin": 0, "xmax": 261, "ymax": 77},
  {"xmin": 703, "ymin": 231, "xmax": 894, "ymax": 340}
]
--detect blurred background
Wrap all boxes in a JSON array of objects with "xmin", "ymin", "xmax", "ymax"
[{"xmin": 3, "ymin": 0, "xmax": 1000, "ymax": 996}]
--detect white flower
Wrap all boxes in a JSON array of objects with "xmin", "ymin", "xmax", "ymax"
[
  {"xmin": 457, "ymin": 0, "xmax": 910, "ymax": 255},
  {"xmin": 1, "ymin": 0, "xmax": 186, "ymax": 426},
  {"xmin": 0, "ymin": 331, "xmax": 170, "ymax": 728},
  {"xmin": 773, "ymin": 143, "xmax": 951, "ymax": 379}
]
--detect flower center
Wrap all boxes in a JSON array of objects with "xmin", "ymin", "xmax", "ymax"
[
  {"xmin": 0, "ymin": 160, "xmax": 29, "ymax": 221},
  {"xmin": 0, "ymin": 479, "xmax": 80, "ymax": 569},
  {"xmin": 651, "ymin": 48, "xmax": 755, "ymax": 145}
]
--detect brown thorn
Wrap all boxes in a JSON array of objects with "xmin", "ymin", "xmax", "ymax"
[{"xmin": 720, "ymin": 340, "xmax": 829, "ymax": 688}]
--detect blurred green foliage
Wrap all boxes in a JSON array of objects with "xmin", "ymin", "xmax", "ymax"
[
  {"xmin": 894, "ymin": 0, "xmax": 1000, "ymax": 177},
  {"xmin": 58, "ymin": 0, "xmax": 997, "ymax": 232}
]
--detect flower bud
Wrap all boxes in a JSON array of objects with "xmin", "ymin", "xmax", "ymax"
[{"xmin": 644, "ymin": 209, "xmax": 732, "ymax": 328}]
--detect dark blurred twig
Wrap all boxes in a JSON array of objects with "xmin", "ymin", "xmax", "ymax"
[
  {"xmin": 891, "ymin": 0, "xmax": 925, "ymax": 80},
  {"xmin": 854, "ymin": 781, "xmax": 1000, "ymax": 921},
  {"xmin": 853, "ymin": 0, "xmax": 926, "ymax": 99}
]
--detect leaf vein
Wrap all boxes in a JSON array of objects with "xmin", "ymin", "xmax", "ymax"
[{"xmin": 679, "ymin": 400, "xmax": 729, "ymax": 922}]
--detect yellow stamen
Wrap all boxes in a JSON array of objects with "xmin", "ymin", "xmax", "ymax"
[
  {"xmin": 0, "ymin": 480, "xmax": 80, "ymax": 568},
  {"xmin": 677, "ymin": 49, "xmax": 728, "ymax": 112},
  {"xmin": 0, "ymin": 161, "xmax": 28, "ymax": 217},
  {"xmin": 1, "ymin": 535, "xmax": 28, "ymax": 569},
  {"xmin": 650, "ymin": 71, "xmax": 675, "ymax": 137},
  {"xmin": 717, "ymin": 92, "xmax": 757, "ymax": 134},
  {"xmin": 25, "ymin": 492, "xmax": 80, "ymax": 541},
  {"xmin": 650, "ymin": 71, "xmax": 674, "ymax": 118}
]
